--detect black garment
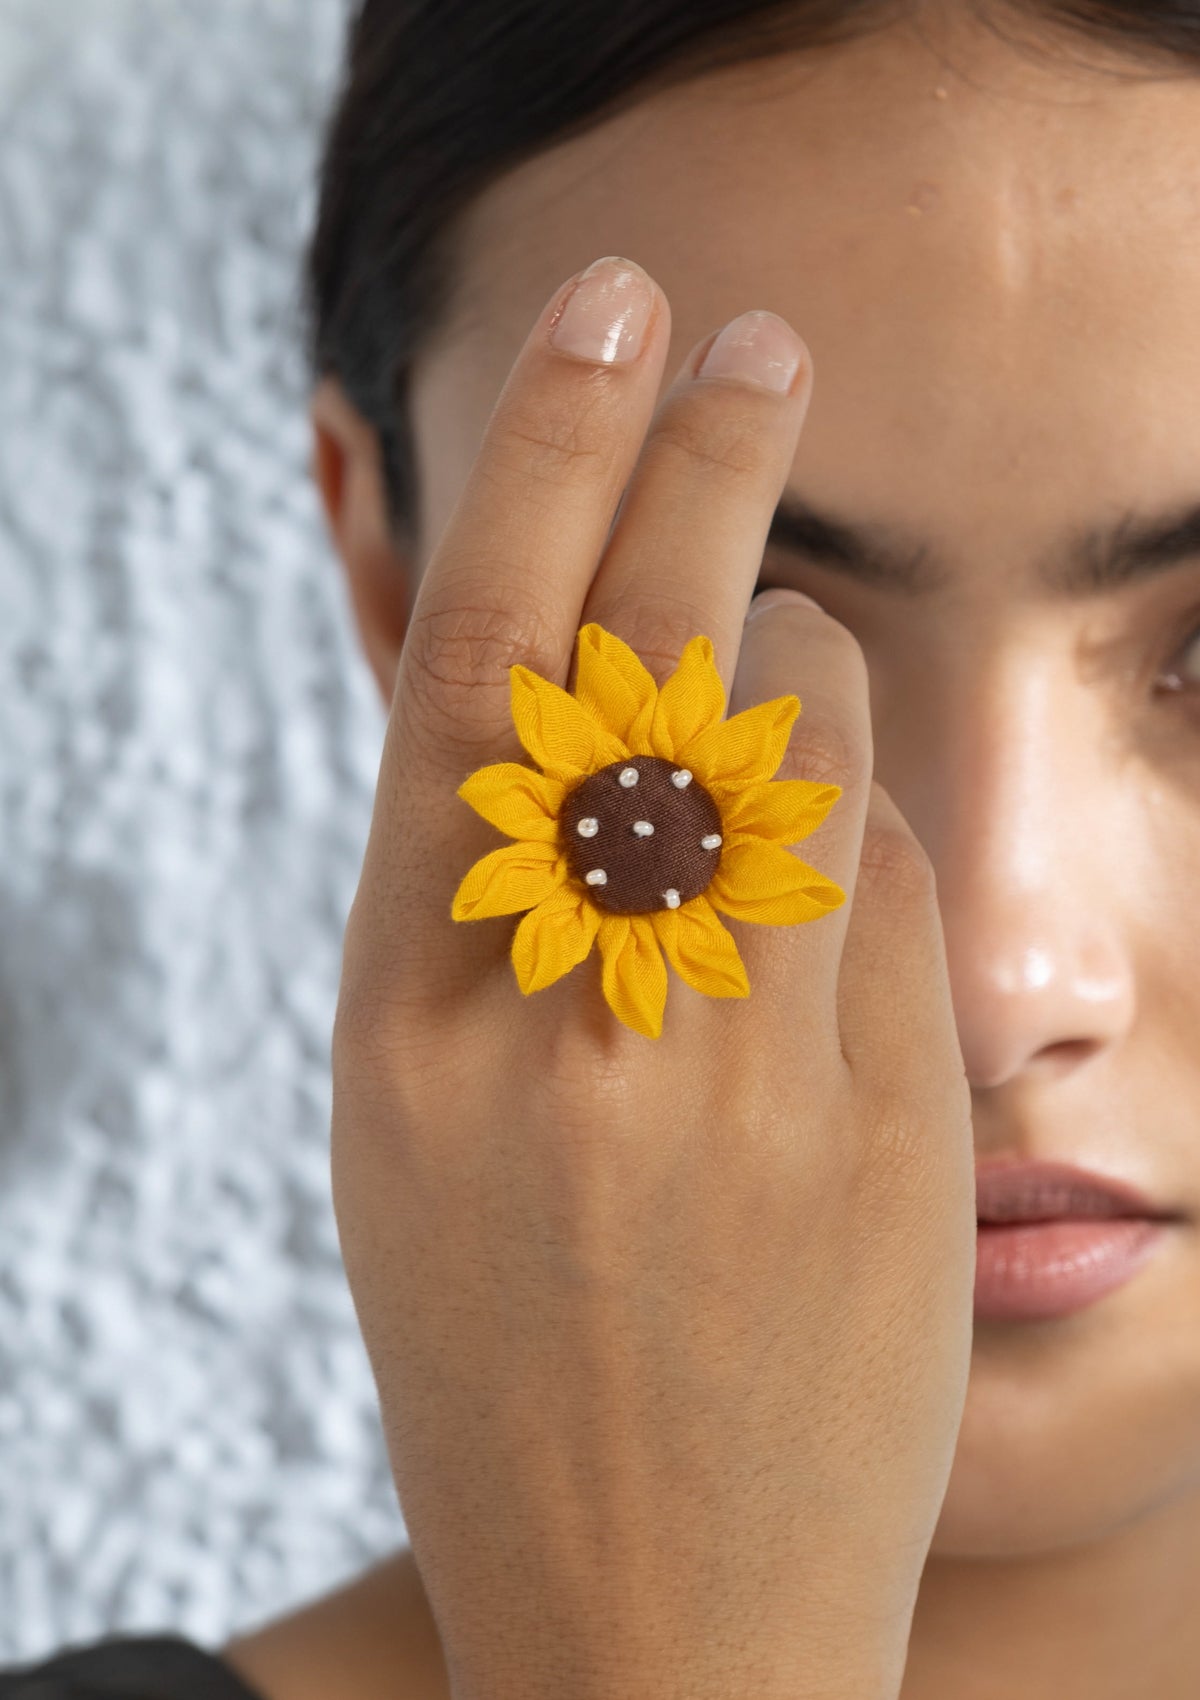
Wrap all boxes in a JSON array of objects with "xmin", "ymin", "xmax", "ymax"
[{"xmin": 0, "ymin": 1635, "xmax": 268, "ymax": 1699}]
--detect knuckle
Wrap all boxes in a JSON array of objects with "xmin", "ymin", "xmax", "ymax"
[
  {"xmin": 857, "ymin": 820, "xmax": 936, "ymax": 900},
  {"xmin": 491, "ymin": 385, "xmax": 616, "ymax": 489},
  {"xmin": 652, "ymin": 394, "xmax": 778, "ymax": 486},
  {"xmin": 858, "ymin": 1107, "xmax": 931, "ymax": 1188},
  {"xmin": 585, "ymin": 587, "xmax": 717, "ymax": 686},
  {"xmin": 823, "ymin": 617, "xmax": 871, "ymax": 677},
  {"xmin": 794, "ymin": 616, "xmax": 872, "ymax": 695},
  {"xmin": 851, "ymin": 1081, "xmax": 969, "ymax": 1220},
  {"xmin": 777, "ymin": 713, "xmax": 868, "ymax": 793},
  {"xmin": 403, "ymin": 594, "xmax": 561, "ymax": 730}
]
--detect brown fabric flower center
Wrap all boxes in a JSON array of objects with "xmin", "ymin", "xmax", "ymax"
[{"xmin": 560, "ymin": 757, "xmax": 724, "ymax": 914}]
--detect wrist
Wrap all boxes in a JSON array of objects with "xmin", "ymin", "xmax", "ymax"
[{"xmin": 446, "ymin": 1638, "xmax": 907, "ymax": 1700}]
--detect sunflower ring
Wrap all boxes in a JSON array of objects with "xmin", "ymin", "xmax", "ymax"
[{"xmin": 450, "ymin": 621, "xmax": 847, "ymax": 1039}]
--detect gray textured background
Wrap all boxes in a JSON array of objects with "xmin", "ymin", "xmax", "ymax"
[{"xmin": 0, "ymin": 0, "xmax": 412, "ymax": 1659}]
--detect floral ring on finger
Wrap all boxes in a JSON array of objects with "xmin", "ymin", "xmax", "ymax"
[{"xmin": 451, "ymin": 621, "xmax": 847, "ymax": 1039}]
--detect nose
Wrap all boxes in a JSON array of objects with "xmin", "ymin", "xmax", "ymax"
[{"xmin": 884, "ymin": 668, "xmax": 1135, "ymax": 1092}]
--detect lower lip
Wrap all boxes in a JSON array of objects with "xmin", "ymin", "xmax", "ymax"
[{"xmin": 973, "ymin": 1218, "xmax": 1172, "ymax": 1321}]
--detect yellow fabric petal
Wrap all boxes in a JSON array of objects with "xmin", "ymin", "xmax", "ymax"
[
  {"xmin": 678, "ymin": 693, "xmax": 801, "ymax": 793},
  {"xmin": 720, "ymin": 777, "xmax": 843, "ymax": 845},
  {"xmin": 649, "ymin": 634, "xmax": 726, "ymax": 761},
  {"xmin": 654, "ymin": 895, "xmax": 750, "ymax": 999},
  {"xmin": 510, "ymin": 663, "xmax": 629, "ymax": 782},
  {"xmin": 624, "ymin": 689, "xmax": 659, "ymax": 757},
  {"xmin": 596, "ymin": 913, "xmax": 669, "ymax": 1039},
  {"xmin": 708, "ymin": 837, "xmax": 846, "ymax": 926},
  {"xmin": 456, "ymin": 761, "xmax": 567, "ymax": 843},
  {"xmin": 572, "ymin": 623, "xmax": 659, "ymax": 749},
  {"xmin": 511, "ymin": 884, "xmax": 602, "ymax": 993},
  {"xmin": 450, "ymin": 841, "xmax": 565, "ymax": 921}
]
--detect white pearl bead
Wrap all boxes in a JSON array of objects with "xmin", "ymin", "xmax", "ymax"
[
  {"xmin": 618, "ymin": 766, "xmax": 639, "ymax": 787},
  {"xmin": 670, "ymin": 769, "xmax": 692, "ymax": 788},
  {"xmin": 700, "ymin": 833, "xmax": 722, "ymax": 850},
  {"xmin": 576, "ymin": 817, "xmax": 599, "ymax": 837},
  {"xmin": 585, "ymin": 868, "xmax": 608, "ymax": 886},
  {"xmin": 662, "ymin": 888, "xmax": 681, "ymax": 909},
  {"xmin": 632, "ymin": 820, "xmax": 654, "ymax": 837}
]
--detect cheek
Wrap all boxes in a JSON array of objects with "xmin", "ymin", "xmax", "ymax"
[{"xmin": 1132, "ymin": 780, "xmax": 1200, "ymax": 1070}]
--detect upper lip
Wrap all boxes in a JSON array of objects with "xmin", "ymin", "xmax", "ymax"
[{"xmin": 975, "ymin": 1159, "xmax": 1185, "ymax": 1224}]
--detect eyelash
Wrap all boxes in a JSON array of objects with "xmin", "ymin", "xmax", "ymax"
[{"xmin": 752, "ymin": 580, "xmax": 1200, "ymax": 714}]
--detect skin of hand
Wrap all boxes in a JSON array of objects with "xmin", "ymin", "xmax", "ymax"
[
  {"xmin": 328, "ymin": 251, "xmax": 977, "ymax": 1700},
  {"xmin": 229, "ymin": 11, "xmax": 1200, "ymax": 1700}
]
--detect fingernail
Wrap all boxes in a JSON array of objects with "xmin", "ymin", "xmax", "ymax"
[
  {"xmin": 549, "ymin": 256, "xmax": 656, "ymax": 365},
  {"xmin": 745, "ymin": 587, "xmax": 822, "ymax": 620},
  {"xmin": 697, "ymin": 309, "xmax": 806, "ymax": 395}
]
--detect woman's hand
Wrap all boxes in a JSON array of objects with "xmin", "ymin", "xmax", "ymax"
[{"xmin": 331, "ymin": 256, "xmax": 976, "ymax": 1700}]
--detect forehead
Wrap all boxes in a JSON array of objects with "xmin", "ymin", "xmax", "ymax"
[{"xmin": 411, "ymin": 13, "xmax": 1200, "ymax": 592}]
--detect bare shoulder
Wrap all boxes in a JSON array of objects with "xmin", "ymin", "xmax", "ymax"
[{"xmin": 221, "ymin": 1547, "xmax": 451, "ymax": 1700}]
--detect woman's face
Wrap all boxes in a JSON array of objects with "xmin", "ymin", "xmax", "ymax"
[{"xmin": 327, "ymin": 9, "xmax": 1200, "ymax": 1569}]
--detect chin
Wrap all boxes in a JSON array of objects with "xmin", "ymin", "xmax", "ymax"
[{"xmin": 925, "ymin": 1297, "xmax": 1200, "ymax": 1559}]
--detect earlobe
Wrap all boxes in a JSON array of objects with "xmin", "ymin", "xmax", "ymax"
[{"xmin": 309, "ymin": 376, "xmax": 415, "ymax": 706}]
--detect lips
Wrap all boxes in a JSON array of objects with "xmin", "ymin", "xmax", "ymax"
[{"xmin": 974, "ymin": 1159, "xmax": 1181, "ymax": 1225}]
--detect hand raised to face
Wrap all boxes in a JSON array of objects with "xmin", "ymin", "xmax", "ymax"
[{"xmin": 331, "ymin": 255, "xmax": 975, "ymax": 1700}]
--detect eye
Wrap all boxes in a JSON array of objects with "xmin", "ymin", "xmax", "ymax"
[
  {"xmin": 1158, "ymin": 616, "xmax": 1200, "ymax": 698},
  {"xmin": 752, "ymin": 581, "xmax": 1200, "ymax": 720}
]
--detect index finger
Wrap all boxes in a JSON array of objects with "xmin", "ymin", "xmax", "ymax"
[
  {"xmin": 354, "ymin": 256, "xmax": 673, "ymax": 993},
  {"xmin": 397, "ymin": 255, "xmax": 672, "ymax": 783}
]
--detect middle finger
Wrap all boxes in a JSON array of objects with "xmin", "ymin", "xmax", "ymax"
[{"xmin": 579, "ymin": 308, "xmax": 813, "ymax": 693}]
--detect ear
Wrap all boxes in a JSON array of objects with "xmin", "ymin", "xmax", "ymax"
[{"xmin": 309, "ymin": 375, "xmax": 415, "ymax": 705}]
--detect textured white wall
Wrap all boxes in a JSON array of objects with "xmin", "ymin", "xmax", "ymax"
[{"xmin": 0, "ymin": 0, "xmax": 410, "ymax": 1659}]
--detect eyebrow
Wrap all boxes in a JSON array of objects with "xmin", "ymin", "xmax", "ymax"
[{"xmin": 766, "ymin": 491, "xmax": 1200, "ymax": 600}]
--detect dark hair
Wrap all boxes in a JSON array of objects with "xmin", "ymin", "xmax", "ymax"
[{"xmin": 305, "ymin": 0, "xmax": 1200, "ymax": 548}]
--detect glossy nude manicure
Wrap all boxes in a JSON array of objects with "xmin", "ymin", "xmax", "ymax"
[
  {"xmin": 549, "ymin": 256, "xmax": 656, "ymax": 364},
  {"xmin": 697, "ymin": 308, "xmax": 806, "ymax": 394}
]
